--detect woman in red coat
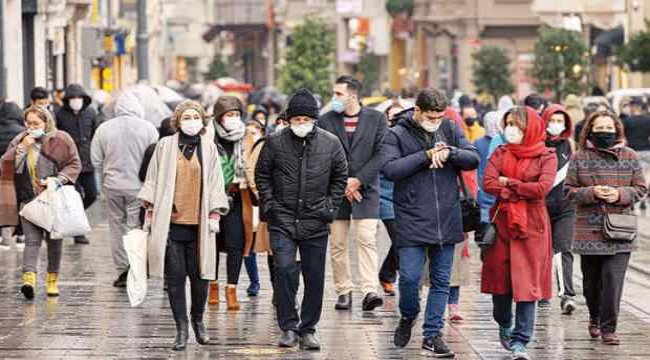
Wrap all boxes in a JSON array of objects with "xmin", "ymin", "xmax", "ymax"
[{"xmin": 482, "ymin": 106, "xmax": 558, "ymax": 360}]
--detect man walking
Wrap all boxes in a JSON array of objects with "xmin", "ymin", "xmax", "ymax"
[
  {"xmin": 56, "ymin": 83, "xmax": 100, "ymax": 244},
  {"xmin": 256, "ymin": 88, "xmax": 348, "ymax": 350},
  {"xmin": 318, "ymin": 75, "xmax": 386, "ymax": 311},
  {"xmin": 381, "ymin": 88, "xmax": 479, "ymax": 357},
  {"xmin": 91, "ymin": 93, "xmax": 158, "ymax": 287}
]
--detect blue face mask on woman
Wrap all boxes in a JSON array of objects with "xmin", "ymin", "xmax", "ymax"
[{"xmin": 28, "ymin": 128, "xmax": 45, "ymax": 139}]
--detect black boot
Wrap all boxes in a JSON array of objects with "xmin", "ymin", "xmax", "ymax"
[
  {"xmin": 191, "ymin": 319, "xmax": 210, "ymax": 345},
  {"xmin": 173, "ymin": 321, "xmax": 189, "ymax": 351}
]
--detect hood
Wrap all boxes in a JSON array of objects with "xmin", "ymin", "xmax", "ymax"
[
  {"xmin": 0, "ymin": 100, "xmax": 24, "ymax": 126},
  {"xmin": 63, "ymin": 83, "xmax": 92, "ymax": 111},
  {"xmin": 392, "ymin": 108, "xmax": 415, "ymax": 127},
  {"xmin": 114, "ymin": 92, "xmax": 145, "ymax": 119},
  {"xmin": 444, "ymin": 107, "xmax": 466, "ymax": 131},
  {"xmin": 497, "ymin": 95, "xmax": 514, "ymax": 112},
  {"xmin": 483, "ymin": 111, "xmax": 502, "ymax": 138},
  {"xmin": 542, "ymin": 104, "xmax": 573, "ymax": 140}
]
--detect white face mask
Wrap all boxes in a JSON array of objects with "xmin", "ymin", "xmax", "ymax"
[
  {"xmin": 222, "ymin": 116, "xmax": 243, "ymax": 131},
  {"xmin": 547, "ymin": 122, "xmax": 565, "ymax": 137},
  {"xmin": 291, "ymin": 122, "xmax": 314, "ymax": 138},
  {"xmin": 180, "ymin": 119, "xmax": 203, "ymax": 136},
  {"xmin": 504, "ymin": 125, "xmax": 524, "ymax": 144},
  {"xmin": 420, "ymin": 120, "xmax": 441, "ymax": 133},
  {"xmin": 69, "ymin": 98, "xmax": 84, "ymax": 112}
]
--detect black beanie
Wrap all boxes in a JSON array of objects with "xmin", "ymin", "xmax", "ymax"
[{"xmin": 286, "ymin": 88, "xmax": 319, "ymax": 120}]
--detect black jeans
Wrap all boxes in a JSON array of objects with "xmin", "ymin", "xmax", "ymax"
[
  {"xmin": 271, "ymin": 232, "xmax": 327, "ymax": 335},
  {"xmin": 580, "ymin": 253, "xmax": 630, "ymax": 334},
  {"xmin": 379, "ymin": 219, "xmax": 399, "ymax": 283},
  {"xmin": 557, "ymin": 252, "xmax": 576, "ymax": 297},
  {"xmin": 217, "ymin": 192, "xmax": 244, "ymax": 285},
  {"xmin": 165, "ymin": 226, "xmax": 208, "ymax": 325},
  {"xmin": 549, "ymin": 204, "xmax": 576, "ymax": 298},
  {"xmin": 75, "ymin": 172, "xmax": 99, "ymax": 209}
]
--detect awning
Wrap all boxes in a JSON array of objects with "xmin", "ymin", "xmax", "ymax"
[
  {"xmin": 202, "ymin": 24, "xmax": 267, "ymax": 42},
  {"xmin": 594, "ymin": 26, "xmax": 624, "ymax": 57}
]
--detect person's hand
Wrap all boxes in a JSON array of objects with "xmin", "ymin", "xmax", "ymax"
[
  {"xmin": 346, "ymin": 190, "xmax": 363, "ymax": 203},
  {"xmin": 602, "ymin": 187, "xmax": 620, "ymax": 203},
  {"xmin": 594, "ymin": 185, "xmax": 610, "ymax": 200},
  {"xmin": 345, "ymin": 178, "xmax": 362, "ymax": 196},
  {"xmin": 144, "ymin": 209, "xmax": 153, "ymax": 232},
  {"xmin": 429, "ymin": 148, "xmax": 450, "ymax": 169},
  {"xmin": 21, "ymin": 134, "xmax": 35, "ymax": 147},
  {"xmin": 209, "ymin": 218, "xmax": 220, "ymax": 233},
  {"xmin": 499, "ymin": 177, "xmax": 509, "ymax": 186},
  {"xmin": 143, "ymin": 201, "xmax": 153, "ymax": 209}
]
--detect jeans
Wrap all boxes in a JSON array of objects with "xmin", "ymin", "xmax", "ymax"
[
  {"xmin": 271, "ymin": 232, "xmax": 327, "ymax": 335},
  {"xmin": 448, "ymin": 286, "xmax": 460, "ymax": 305},
  {"xmin": 75, "ymin": 172, "xmax": 99, "ymax": 209},
  {"xmin": 492, "ymin": 294, "xmax": 536, "ymax": 347},
  {"xmin": 21, "ymin": 217, "xmax": 62, "ymax": 273},
  {"xmin": 165, "ymin": 228, "xmax": 208, "ymax": 325},
  {"xmin": 378, "ymin": 219, "xmax": 399, "ymax": 284},
  {"xmin": 217, "ymin": 192, "xmax": 244, "ymax": 285},
  {"xmin": 398, "ymin": 244, "xmax": 455, "ymax": 337},
  {"xmin": 581, "ymin": 253, "xmax": 630, "ymax": 334}
]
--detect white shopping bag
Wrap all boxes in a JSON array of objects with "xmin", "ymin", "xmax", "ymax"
[
  {"xmin": 51, "ymin": 185, "xmax": 91, "ymax": 238},
  {"xmin": 19, "ymin": 178, "xmax": 57, "ymax": 231},
  {"xmin": 123, "ymin": 229, "xmax": 149, "ymax": 307}
]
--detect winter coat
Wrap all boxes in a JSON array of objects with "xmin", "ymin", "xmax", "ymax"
[
  {"xmin": 318, "ymin": 107, "xmax": 387, "ymax": 219},
  {"xmin": 244, "ymin": 138, "xmax": 271, "ymax": 254},
  {"xmin": 0, "ymin": 100, "xmax": 24, "ymax": 156},
  {"xmin": 380, "ymin": 111, "xmax": 480, "ymax": 248},
  {"xmin": 566, "ymin": 143, "xmax": 646, "ymax": 256},
  {"xmin": 481, "ymin": 146, "xmax": 557, "ymax": 301},
  {"xmin": 622, "ymin": 114, "xmax": 650, "ymax": 151},
  {"xmin": 255, "ymin": 127, "xmax": 348, "ymax": 241},
  {"xmin": 137, "ymin": 133, "xmax": 230, "ymax": 280},
  {"xmin": 379, "ymin": 174, "xmax": 394, "ymax": 220},
  {"xmin": 0, "ymin": 129, "xmax": 81, "ymax": 226},
  {"xmin": 55, "ymin": 84, "xmax": 99, "ymax": 173},
  {"xmin": 474, "ymin": 135, "xmax": 495, "ymax": 215},
  {"xmin": 91, "ymin": 93, "xmax": 159, "ymax": 196}
]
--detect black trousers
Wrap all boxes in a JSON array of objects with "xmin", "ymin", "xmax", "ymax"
[
  {"xmin": 379, "ymin": 219, "xmax": 399, "ymax": 284},
  {"xmin": 557, "ymin": 252, "xmax": 576, "ymax": 297},
  {"xmin": 580, "ymin": 253, "xmax": 630, "ymax": 334},
  {"xmin": 271, "ymin": 232, "xmax": 327, "ymax": 335},
  {"xmin": 165, "ymin": 230, "xmax": 208, "ymax": 325},
  {"xmin": 217, "ymin": 192, "xmax": 244, "ymax": 284},
  {"xmin": 75, "ymin": 172, "xmax": 99, "ymax": 209},
  {"xmin": 549, "ymin": 204, "xmax": 576, "ymax": 298}
]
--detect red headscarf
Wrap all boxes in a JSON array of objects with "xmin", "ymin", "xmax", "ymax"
[{"xmin": 501, "ymin": 106, "xmax": 548, "ymax": 237}]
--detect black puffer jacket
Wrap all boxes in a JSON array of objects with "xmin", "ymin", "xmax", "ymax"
[
  {"xmin": 0, "ymin": 100, "xmax": 24, "ymax": 156},
  {"xmin": 255, "ymin": 127, "xmax": 348, "ymax": 240},
  {"xmin": 55, "ymin": 84, "xmax": 98, "ymax": 172}
]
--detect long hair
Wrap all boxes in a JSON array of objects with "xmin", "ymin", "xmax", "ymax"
[
  {"xmin": 578, "ymin": 111, "xmax": 625, "ymax": 149},
  {"xmin": 24, "ymin": 105, "xmax": 56, "ymax": 133}
]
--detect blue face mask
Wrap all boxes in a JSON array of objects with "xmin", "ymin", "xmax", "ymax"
[
  {"xmin": 29, "ymin": 128, "xmax": 45, "ymax": 138},
  {"xmin": 331, "ymin": 97, "xmax": 345, "ymax": 114}
]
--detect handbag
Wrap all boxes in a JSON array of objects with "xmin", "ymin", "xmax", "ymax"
[
  {"xmin": 474, "ymin": 206, "xmax": 500, "ymax": 249},
  {"xmin": 459, "ymin": 175, "xmax": 480, "ymax": 233},
  {"xmin": 602, "ymin": 207, "xmax": 637, "ymax": 242}
]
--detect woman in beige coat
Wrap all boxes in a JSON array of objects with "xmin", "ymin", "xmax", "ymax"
[{"xmin": 138, "ymin": 101, "xmax": 229, "ymax": 351}]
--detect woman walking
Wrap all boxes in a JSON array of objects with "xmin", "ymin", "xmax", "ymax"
[
  {"xmin": 0, "ymin": 106, "xmax": 81, "ymax": 299},
  {"xmin": 482, "ymin": 106, "xmax": 557, "ymax": 360},
  {"xmin": 138, "ymin": 100, "xmax": 229, "ymax": 350},
  {"xmin": 566, "ymin": 111, "xmax": 646, "ymax": 345}
]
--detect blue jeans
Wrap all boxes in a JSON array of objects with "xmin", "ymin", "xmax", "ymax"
[
  {"xmin": 492, "ymin": 294, "xmax": 536, "ymax": 346},
  {"xmin": 448, "ymin": 286, "xmax": 460, "ymax": 305},
  {"xmin": 398, "ymin": 244, "xmax": 455, "ymax": 337}
]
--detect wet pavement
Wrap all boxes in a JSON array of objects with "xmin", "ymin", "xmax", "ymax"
[{"xmin": 0, "ymin": 201, "xmax": 650, "ymax": 359}]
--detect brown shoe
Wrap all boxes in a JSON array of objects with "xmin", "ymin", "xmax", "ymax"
[
  {"xmin": 226, "ymin": 286, "xmax": 240, "ymax": 311},
  {"xmin": 381, "ymin": 281, "xmax": 396, "ymax": 296},
  {"xmin": 208, "ymin": 282, "xmax": 219, "ymax": 305},
  {"xmin": 602, "ymin": 332, "xmax": 620, "ymax": 345},
  {"xmin": 588, "ymin": 320, "xmax": 601, "ymax": 339}
]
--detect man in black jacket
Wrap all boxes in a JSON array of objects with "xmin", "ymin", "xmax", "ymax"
[
  {"xmin": 318, "ymin": 75, "xmax": 387, "ymax": 312},
  {"xmin": 55, "ymin": 83, "xmax": 99, "ymax": 244},
  {"xmin": 255, "ymin": 88, "xmax": 348, "ymax": 351}
]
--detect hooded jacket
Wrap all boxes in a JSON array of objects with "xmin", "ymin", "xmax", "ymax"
[
  {"xmin": 91, "ymin": 93, "xmax": 159, "ymax": 196},
  {"xmin": 380, "ymin": 110, "xmax": 479, "ymax": 248},
  {"xmin": 0, "ymin": 100, "xmax": 24, "ymax": 156},
  {"xmin": 542, "ymin": 104, "xmax": 575, "ymax": 207},
  {"xmin": 55, "ymin": 84, "xmax": 99, "ymax": 172}
]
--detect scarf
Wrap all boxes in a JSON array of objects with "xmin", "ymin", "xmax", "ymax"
[
  {"xmin": 501, "ymin": 107, "xmax": 547, "ymax": 238},
  {"xmin": 215, "ymin": 122, "xmax": 246, "ymax": 183},
  {"xmin": 178, "ymin": 132, "xmax": 201, "ymax": 160}
]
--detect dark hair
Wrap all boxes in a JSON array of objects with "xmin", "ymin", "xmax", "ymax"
[
  {"xmin": 578, "ymin": 111, "xmax": 625, "ymax": 149},
  {"xmin": 524, "ymin": 93, "xmax": 546, "ymax": 111},
  {"xmin": 630, "ymin": 96, "xmax": 645, "ymax": 107},
  {"xmin": 30, "ymin": 87, "xmax": 49, "ymax": 101},
  {"xmin": 335, "ymin": 75, "xmax": 363, "ymax": 95},
  {"xmin": 415, "ymin": 88, "xmax": 449, "ymax": 112}
]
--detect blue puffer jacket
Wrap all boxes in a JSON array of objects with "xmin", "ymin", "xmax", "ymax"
[
  {"xmin": 379, "ymin": 174, "xmax": 394, "ymax": 220},
  {"xmin": 380, "ymin": 111, "xmax": 479, "ymax": 248}
]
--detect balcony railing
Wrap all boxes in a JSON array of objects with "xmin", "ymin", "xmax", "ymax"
[{"xmin": 215, "ymin": 0, "xmax": 268, "ymax": 26}]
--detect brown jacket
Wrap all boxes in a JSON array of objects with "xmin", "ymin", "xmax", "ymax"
[{"xmin": 244, "ymin": 137, "xmax": 270, "ymax": 255}]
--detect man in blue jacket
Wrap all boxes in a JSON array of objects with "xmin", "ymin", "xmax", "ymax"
[{"xmin": 381, "ymin": 88, "xmax": 479, "ymax": 358}]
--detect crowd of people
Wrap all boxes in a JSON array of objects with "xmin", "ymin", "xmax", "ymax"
[{"xmin": 0, "ymin": 77, "xmax": 648, "ymax": 360}]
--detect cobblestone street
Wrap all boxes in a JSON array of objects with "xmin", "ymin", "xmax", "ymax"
[{"xmin": 0, "ymin": 203, "xmax": 649, "ymax": 359}]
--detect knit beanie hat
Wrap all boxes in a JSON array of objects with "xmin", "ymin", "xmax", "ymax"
[{"xmin": 286, "ymin": 88, "xmax": 319, "ymax": 120}]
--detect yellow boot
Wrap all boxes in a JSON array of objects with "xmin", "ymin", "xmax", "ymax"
[
  {"xmin": 226, "ymin": 286, "xmax": 240, "ymax": 311},
  {"xmin": 21, "ymin": 272, "xmax": 36, "ymax": 299},
  {"xmin": 208, "ymin": 282, "xmax": 219, "ymax": 305},
  {"xmin": 46, "ymin": 273, "xmax": 59, "ymax": 297}
]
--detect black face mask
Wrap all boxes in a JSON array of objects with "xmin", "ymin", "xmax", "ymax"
[
  {"xmin": 589, "ymin": 132, "xmax": 617, "ymax": 149},
  {"xmin": 464, "ymin": 117, "xmax": 478, "ymax": 126}
]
